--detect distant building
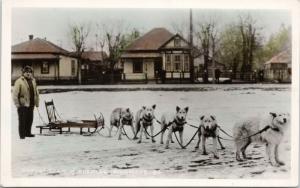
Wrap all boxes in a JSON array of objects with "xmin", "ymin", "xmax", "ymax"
[
  {"xmin": 80, "ymin": 50, "xmax": 108, "ymax": 83},
  {"xmin": 264, "ymin": 49, "xmax": 291, "ymax": 83},
  {"xmin": 121, "ymin": 28, "xmax": 191, "ymax": 82},
  {"xmin": 11, "ymin": 35, "xmax": 78, "ymax": 84},
  {"xmin": 194, "ymin": 55, "xmax": 226, "ymax": 75}
]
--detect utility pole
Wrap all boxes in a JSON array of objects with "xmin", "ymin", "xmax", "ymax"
[{"xmin": 189, "ymin": 9, "xmax": 195, "ymax": 83}]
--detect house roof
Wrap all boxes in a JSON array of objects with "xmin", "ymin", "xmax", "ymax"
[
  {"xmin": 12, "ymin": 53, "xmax": 59, "ymax": 60},
  {"xmin": 81, "ymin": 51, "xmax": 108, "ymax": 62},
  {"xmin": 125, "ymin": 28, "xmax": 174, "ymax": 51},
  {"xmin": 265, "ymin": 49, "xmax": 291, "ymax": 65},
  {"xmin": 12, "ymin": 37, "xmax": 69, "ymax": 55}
]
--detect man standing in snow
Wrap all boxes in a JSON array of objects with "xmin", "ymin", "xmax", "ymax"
[{"xmin": 13, "ymin": 66, "xmax": 39, "ymax": 139}]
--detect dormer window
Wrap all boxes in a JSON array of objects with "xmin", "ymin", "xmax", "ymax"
[{"xmin": 174, "ymin": 38, "xmax": 181, "ymax": 47}]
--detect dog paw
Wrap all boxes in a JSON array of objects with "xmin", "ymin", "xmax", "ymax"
[
  {"xmin": 152, "ymin": 139, "xmax": 156, "ymax": 143},
  {"xmin": 171, "ymin": 140, "xmax": 174, "ymax": 143},
  {"xmin": 202, "ymin": 152, "xmax": 208, "ymax": 155},
  {"xmin": 182, "ymin": 147, "xmax": 186, "ymax": 149},
  {"xmin": 137, "ymin": 140, "xmax": 141, "ymax": 144},
  {"xmin": 277, "ymin": 161, "xmax": 285, "ymax": 166},
  {"xmin": 133, "ymin": 137, "xmax": 138, "ymax": 140},
  {"xmin": 195, "ymin": 146, "xmax": 199, "ymax": 150},
  {"xmin": 221, "ymin": 147, "xmax": 225, "ymax": 150}
]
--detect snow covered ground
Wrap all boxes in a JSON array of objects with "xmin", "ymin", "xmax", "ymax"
[{"xmin": 11, "ymin": 84, "xmax": 291, "ymax": 179}]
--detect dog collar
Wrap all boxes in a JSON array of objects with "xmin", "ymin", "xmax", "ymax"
[{"xmin": 270, "ymin": 126, "xmax": 280, "ymax": 132}]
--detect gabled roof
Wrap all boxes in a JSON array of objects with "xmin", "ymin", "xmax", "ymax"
[
  {"xmin": 265, "ymin": 49, "xmax": 291, "ymax": 65},
  {"xmin": 81, "ymin": 51, "xmax": 107, "ymax": 62},
  {"xmin": 159, "ymin": 33, "xmax": 190, "ymax": 50},
  {"xmin": 12, "ymin": 37, "xmax": 69, "ymax": 55},
  {"xmin": 125, "ymin": 28, "xmax": 174, "ymax": 51}
]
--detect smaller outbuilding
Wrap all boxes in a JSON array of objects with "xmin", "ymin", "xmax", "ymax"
[
  {"xmin": 264, "ymin": 49, "xmax": 291, "ymax": 83},
  {"xmin": 80, "ymin": 50, "xmax": 108, "ymax": 83}
]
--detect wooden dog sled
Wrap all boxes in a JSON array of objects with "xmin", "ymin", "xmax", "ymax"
[{"xmin": 36, "ymin": 100, "xmax": 104, "ymax": 135}]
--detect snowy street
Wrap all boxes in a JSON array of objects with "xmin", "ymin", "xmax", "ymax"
[{"xmin": 11, "ymin": 84, "xmax": 291, "ymax": 178}]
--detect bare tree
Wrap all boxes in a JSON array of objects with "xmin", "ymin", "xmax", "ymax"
[
  {"xmin": 69, "ymin": 23, "xmax": 90, "ymax": 84},
  {"xmin": 238, "ymin": 15, "xmax": 261, "ymax": 80},
  {"xmin": 96, "ymin": 23, "xmax": 140, "ymax": 83},
  {"xmin": 196, "ymin": 21, "xmax": 219, "ymax": 83}
]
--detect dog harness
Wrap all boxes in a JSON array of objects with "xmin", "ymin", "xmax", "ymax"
[
  {"xmin": 172, "ymin": 118, "xmax": 186, "ymax": 132},
  {"xmin": 141, "ymin": 115, "xmax": 154, "ymax": 127},
  {"xmin": 121, "ymin": 116, "xmax": 133, "ymax": 125},
  {"xmin": 200, "ymin": 125, "xmax": 217, "ymax": 137}
]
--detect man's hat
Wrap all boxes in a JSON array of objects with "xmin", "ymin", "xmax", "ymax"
[{"xmin": 22, "ymin": 65, "xmax": 33, "ymax": 73}]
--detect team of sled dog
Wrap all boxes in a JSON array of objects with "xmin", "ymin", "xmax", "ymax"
[{"xmin": 108, "ymin": 105, "xmax": 289, "ymax": 167}]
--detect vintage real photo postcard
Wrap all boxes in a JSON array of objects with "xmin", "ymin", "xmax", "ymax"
[{"xmin": 1, "ymin": 0, "xmax": 299, "ymax": 187}]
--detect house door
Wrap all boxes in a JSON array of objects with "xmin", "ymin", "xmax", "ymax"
[{"xmin": 154, "ymin": 58, "xmax": 162, "ymax": 78}]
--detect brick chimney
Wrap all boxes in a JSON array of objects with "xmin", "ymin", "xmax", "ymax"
[{"xmin": 29, "ymin": 35, "xmax": 34, "ymax": 40}]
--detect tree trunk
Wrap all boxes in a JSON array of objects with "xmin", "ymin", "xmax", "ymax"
[{"xmin": 78, "ymin": 59, "xmax": 82, "ymax": 85}]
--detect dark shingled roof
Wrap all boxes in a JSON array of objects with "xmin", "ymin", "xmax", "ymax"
[
  {"xmin": 12, "ymin": 37, "xmax": 69, "ymax": 54},
  {"xmin": 125, "ymin": 28, "xmax": 174, "ymax": 51},
  {"xmin": 81, "ymin": 51, "xmax": 107, "ymax": 62}
]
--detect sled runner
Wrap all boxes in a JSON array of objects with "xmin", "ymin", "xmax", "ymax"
[{"xmin": 36, "ymin": 100, "xmax": 104, "ymax": 135}]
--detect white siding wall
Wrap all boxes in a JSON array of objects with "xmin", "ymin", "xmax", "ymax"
[
  {"xmin": 11, "ymin": 61, "xmax": 57, "ymax": 81},
  {"xmin": 59, "ymin": 55, "xmax": 77, "ymax": 78},
  {"xmin": 33, "ymin": 62, "xmax": 57, "ymax": 79},
  {"xmin": 124, "ymin": 60, "xmax": 133, "ymax": 74},
  {"xmin": 123, "ymin": 59, "xmax": 155, "ymax": 80}
]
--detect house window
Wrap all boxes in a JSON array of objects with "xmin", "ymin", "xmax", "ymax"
[
  {"xmin": 174, "ymin": 38, "xmax": 181, "ymax": 47},
  {"xmin": 41, "ymin": 62, "xmax": 49, "ymax": 74},
  {"xmin": 184, "ymin": 55, "xmax": 189, "ymax": 71},
  {"xmin": 71, "ymin": 60, "xmax": 76, "ymax": 76},
  {"xmin": 174, "ymin": 55, "xmax": 181, "ymax": 72},
  {"xmin": 166, "ymin": 54, "xmax": 171, "ymax": 71},
  {"xmin": 133, "ymin": 60, "xmax": 143, "ymax": 73}
]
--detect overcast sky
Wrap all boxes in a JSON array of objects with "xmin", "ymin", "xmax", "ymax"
[{"xmin": 12, "ymin": 8, "xmax": 291, "ymax": 51}]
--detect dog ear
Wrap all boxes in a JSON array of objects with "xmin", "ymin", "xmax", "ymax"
[
  {"xmin": 210, "ymin": 115, "xmax": 215, "ymax": 121},
  {"xmin": 184, "ymin": 107, "xmax": 189, "ymax": 113},
  {"xmin": 176, "ymin": 106, "xmax": 180, "ymax": 112},
  {"xmin": 270, "ymin": 112, "xmax": 277, "ymax": 118},
  {"xmin": 152, "ymin": 104, "xmax": 156, "ymax": 109},
  {"xmin": 142, "ymin": 106, "xmax": 146, "ymax": 110},
  {"xmin": 200, "ymin": 115, "xmax": 205, "ymax": 120}
]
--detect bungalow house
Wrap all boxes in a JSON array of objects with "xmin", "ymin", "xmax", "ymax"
[
  {"xmin": 80, "ymin": 50, "xmax": 108, "ymax": 83},
  {"xmin": 12, "ymin": 35, "xmax": 78, "ymax": 84},
  {"xmin": 264, "ymin": 49, "xmax": 291, "ymax": 83},
  {"xmin": 120, "ymin": 28, "xmax": 191, "ymax": 82}
]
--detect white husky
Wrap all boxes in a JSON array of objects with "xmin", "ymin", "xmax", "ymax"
[
  {"xmin": 233, "ymin": 112, "xmax": 289, "ymax": 166},
  {"xmin": 109, "ymin": 108, "xmax": 134, "ymax": 140},
  {"xmin": 135, "ymin": 105, "xmax": 157, "ymax": 143},
  {"xmin": 160, "ymin": 106, "xmax": 189, "ymax": 149},
  {"xmin": 195, "ymin": 115, "xmax": 225, "ymax": 159}
]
